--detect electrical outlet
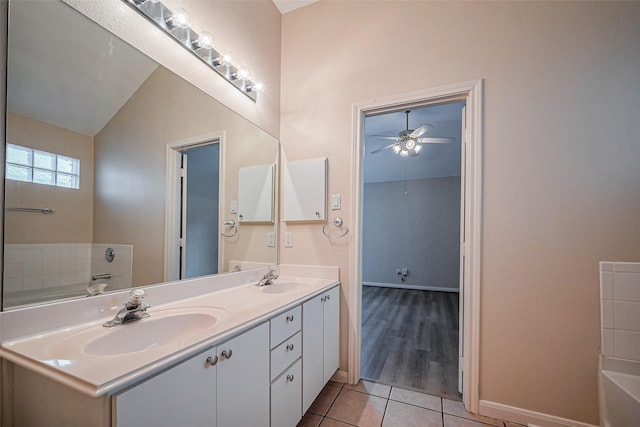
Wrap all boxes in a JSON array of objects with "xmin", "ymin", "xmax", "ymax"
[
  {"xmin": 285, "ymin": 232, "xmax": 293, "ymax": 248},
  {"xmin": 266, "ymin": 232, "xmax": 275, "ymax": 247},
  {"xmin": 401, "ymin": 268, "xmax": 408, "ymax": 276},
  {"xmin": 396, "ymin": 269, "xmax": 402, "ymax": 275}
]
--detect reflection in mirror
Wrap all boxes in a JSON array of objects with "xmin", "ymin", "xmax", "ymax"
[{"xmin": 3, "ymin": 0, "xmax": 278, "ymax": 309}]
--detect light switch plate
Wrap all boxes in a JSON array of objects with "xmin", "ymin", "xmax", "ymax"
[
  {"xmin": 267, "ymin": 232, "xmax": 275, "ymax": 247},
  {"xmin": 285, "ymin": 232, "xmax": 293, "ymax": 248},
  {"xmin": 230, "ymin": 200, "xmax": 237, "ymax": 213},
  {"xmin": 331, "ymin": 194, "xmax": 341, "ymax": 210}
]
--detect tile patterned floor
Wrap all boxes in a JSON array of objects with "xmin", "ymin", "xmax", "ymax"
[{"xmin": 297, "ymin": 380, "xmax": 526, "ymax": 427}]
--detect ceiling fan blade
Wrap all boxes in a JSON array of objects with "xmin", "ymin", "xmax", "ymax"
[
  {"xmin": 409, "ymin": 124, "xmax": 434, "ymax": 138},
  {"xmin": 370, "ymin": 135, "xmax": 400, "ymax": 141},
  {"xmin": 370, "ymin": 143, "xmax": 396, "ymax": 154},
  {"xmin": 417, "ymin": 137, "xmax": 454, "ymax": 144}
]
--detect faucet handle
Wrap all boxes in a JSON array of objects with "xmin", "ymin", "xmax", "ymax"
[{"xmin": 128, "ymin": 289, "xmax": 146, "ymax": 304}]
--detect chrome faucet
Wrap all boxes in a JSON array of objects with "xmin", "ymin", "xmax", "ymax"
[
  {"xmin": 256, "ymin": 267, "xmax": 279, "ymax": 287},
  {"xmin": 103, "ymin": 289, "xmax": 150, "ymax": 327}
]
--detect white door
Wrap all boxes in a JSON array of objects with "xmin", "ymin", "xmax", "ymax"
[
  {"xmin": 114, "ymin": 347, "xmax": 217, "ymax": 426},
  {"xmin": 217, "ymin": 322, "xmax": 270, "ymax": 427},
  {"xmin": 458, "ymin": 105, "xmax": 467, "ymax": 394}
]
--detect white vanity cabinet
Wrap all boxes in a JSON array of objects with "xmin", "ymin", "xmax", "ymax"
[
  {"xmin": 302, "ymin": 285, "xmax": 340, "ymax": 413},
  {"xmin": 113, "ymin": 347, "xmax": 218, "ymax": 427},
  {"xmin": 113, "ymin": 321, "xmax": 269, "ymax": 427},
  {"xmin": 269, "ymin": 306, "xmax": 303, "ymax": 427}
]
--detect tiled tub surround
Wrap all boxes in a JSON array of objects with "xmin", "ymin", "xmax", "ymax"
[
  {"xmin": 3, "ymin": 243, "xmax": 133, "ymax": 306},
  {"xmin": 600, "ymin": 262, "xmax": 640, "ymax": 360},
  {"xmin": 0, "ymin": 264, "xmax": 339, "ymax": 396},
  {"xmin": 599, "ymin": 261, "xmax": 640, "ymax": 427}
]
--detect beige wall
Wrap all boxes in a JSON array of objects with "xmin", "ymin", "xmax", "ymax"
[
  {"xmin": 280, "ymin": 1, "xmax": 640, "ymax": 424},
  {"xmin": 5, "ymin": 113, "xmax": 94, "ymax": 244},
  {"xmin": 94, "ymin": 66, "xmax": 278, "ymax": 287}
]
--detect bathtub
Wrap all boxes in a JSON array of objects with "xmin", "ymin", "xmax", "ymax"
[{"xmin": 600, "ymin": 356, "xmax": 640, "ymax": 427}]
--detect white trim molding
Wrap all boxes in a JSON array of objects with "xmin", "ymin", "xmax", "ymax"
[
  {"xmin": 363, "ymin": 282, "xmax": 460, "ymax": 293},
  {"xmin": 349, "ymin": 80, "xmax": 483, "ymax": 412},
  {"xmin": 479, "ymin": 400, "xmax": 599, "ymax": 427}
]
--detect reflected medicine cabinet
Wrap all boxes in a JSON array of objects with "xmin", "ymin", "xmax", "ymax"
[
  {"xmin": 283, "ymin": 157, "xmax": 327, "ymax": 222},
  {"xmin": 238, "ymin": 164, "xmax": 275, "ymax": 223}
]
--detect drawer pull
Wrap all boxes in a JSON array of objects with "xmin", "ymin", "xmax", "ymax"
[
  {"xmin": 221, "ymin": 349, "xmax": 233, "ymax": 360},
  {"xmin": 206, "ymin": 355, "xmax": 218, "ymax": 366},
  {"xmin": 286, "ymin": 315, "xmax": 294, "ymax": 322},
  {"xmin": 286, "ymin": 374, "xmax": 295, "ymax": 382},
  {"xmin": 286, "ymin": 343, "xmax": 294, "ymax": 351}
]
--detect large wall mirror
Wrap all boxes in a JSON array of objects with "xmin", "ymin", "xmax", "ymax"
[{"xmin": 2, "ymin": 0, "xmax": 279, "ymax": 309}]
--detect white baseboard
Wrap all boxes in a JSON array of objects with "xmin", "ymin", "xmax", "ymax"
[
  {"xmin": 363, "ymin": 281, "xmax": 459, "ymax": 293},
  {"xmin": 479, "ymin": 400, "xmax": 598, "ymax": 427},
  {"xmin": 331, "ymin": 369, "xmax": 348, "ymax": 384}
]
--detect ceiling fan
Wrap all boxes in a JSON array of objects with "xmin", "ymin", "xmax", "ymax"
[{"xmin": 370, "ymin": 110, "xmax": 453, "ymax": 157}]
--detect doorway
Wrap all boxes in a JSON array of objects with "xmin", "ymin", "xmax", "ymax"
[
  {"xmin": 349, "ymin": 80, "xmax": 483, "ymax": 412},
  {"xmin": 165, "ymin": 132, "xmax": 225, "ymax": 283},
  {"xmin": 360, "ymin": 102, "xmax": 464, "ymax": 399},
  {"xmin": 180, "ymin": 143, "xmax": 220, "ymax": 279}
]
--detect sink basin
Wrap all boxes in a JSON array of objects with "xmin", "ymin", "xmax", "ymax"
[
  {"xmin": 44, "ymin": 307, "xmax": 228, "ymax": 358},
  {"xmin": 256, "ymin": 280, "xmax": 311, "ymax": 295}
]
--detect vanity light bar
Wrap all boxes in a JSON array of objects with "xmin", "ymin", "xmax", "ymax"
[{"xmin": 124, "ymin": 0, "xmax": 260, "ymax": 102}]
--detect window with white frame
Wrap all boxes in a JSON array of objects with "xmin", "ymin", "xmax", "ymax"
[{"xmin": 5, "ymin": 144, "xmax": 80, "ymax": 189}]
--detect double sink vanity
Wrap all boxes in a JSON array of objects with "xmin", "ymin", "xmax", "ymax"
[{"xmin": 0, "ymin": 265, "xmax": 340, "ymax": 427}]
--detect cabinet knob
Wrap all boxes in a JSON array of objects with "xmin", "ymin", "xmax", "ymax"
[
  {"xmin": 286, "ymin": 343, "xmax": 294, "ymax": 351},
  {"xmin": 321, "ymin": 296, "xmax": 326, "ymax": 302},
  {"xmin": 221, "ymin": 349, "xmax": 233, "ymax": 360},
  {"xmin": 206, "ymin": 355, "xmax": 218, "ymax": 366},
  {"xmin": 286, "ymin": 315, "xmax": 294, "ymax": 322},
  {"xmin": 287, "ymin": 374, "xmax": 295, "ymax": 382}
]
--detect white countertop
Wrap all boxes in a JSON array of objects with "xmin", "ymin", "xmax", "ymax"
[{"xmin": 0, "ymin": 267, "xmax": 339, "ymax": 397}]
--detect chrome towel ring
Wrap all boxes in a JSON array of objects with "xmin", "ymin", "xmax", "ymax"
[{"xmin": 322, "ymin": 217, "xmax": 349, "ymax": 239}]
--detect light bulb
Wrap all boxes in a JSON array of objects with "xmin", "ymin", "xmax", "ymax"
[
  {"xmin": 413, "ymin": 144, "xmax": 422, "ymax": 153},
  {"xmin": 166, "ymin": 7, "xmax": 190, "ymax": 29},
  {"xmin": 405, "ymin": 139, "xmax": 416, "ymax": 149},
  {"xmin": 400, "ymin": 149, "xmax": 409, "ymax": 157},
  {"xmin": 192, "ymin": 31, "xmax": 214, "ymax": 50},
  {"xmin": 223, "ymin": 52, "xmax": 233, "ymax": 66},
  {"xmin": 238, "ymin": 67, "xmax": 251, "ymax": 80},
  {"xmin": 392, "ymin": 144, "xmax": 401, "ymax": 154}
]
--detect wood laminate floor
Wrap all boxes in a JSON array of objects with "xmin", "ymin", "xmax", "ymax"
[{"xmin": 361, "ymin": 286, "xmax": 461, "ymax": 400}]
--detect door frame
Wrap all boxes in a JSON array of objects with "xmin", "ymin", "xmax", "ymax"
[
  {"xmin": 349, "ymin": 80, "xmax": 483, "ymax": 412},
  {"xmin": 165, "ymin": 131, "xmax": 225, "ymax": 282}
]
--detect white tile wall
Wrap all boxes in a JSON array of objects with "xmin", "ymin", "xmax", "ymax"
[
  {"xmin": 3, "ymin": 243, "xmax": 133, "ymax": 296},
  {"xmin": 90, "ymin": 244, "xmax": 133, "ymax": 291},
  {"xmin": 600, "ymin": 261, "xmax": 640, "ymax": 360}
]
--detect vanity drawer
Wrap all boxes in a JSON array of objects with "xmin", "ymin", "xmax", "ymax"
[
  {"xmin": 270, "ymin": 305, "xmax": 301, "ymax": 348},
  {"xmin": 271, "ymin": 359, "xmax": 302, "ymax": 427},
  {"xmin": 270, "ymin": 331, "xmax": 301, "ymax": 381}
]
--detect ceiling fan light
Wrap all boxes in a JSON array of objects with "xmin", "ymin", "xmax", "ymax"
[
  {"xmin": 413, "ymin": 144, "xmax": 422, "ymax": 153},
  {"xmin": 405, "ymin": 139, "xmax": 416, "ymax": 149},
  {"xmin": 400, "ymin": 149, "xmax": 409, "ymax": 157},
  {"xmin": 392, "ymin": 144, "xmax": 401, "ymax": 154}
]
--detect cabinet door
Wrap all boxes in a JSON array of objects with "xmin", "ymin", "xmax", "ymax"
[
  {"xmin": 302, "ymin": 293, "xmax": 324, "ymax": 413},
  {"xmin": 271, "ymin": 359, "xmax": 302, "ymax": 427},
  {"xmin": 323, "ymin": 286, "xmax": 340, "ymax": 383},
  {"xmin": 217, "ymin": 322, "xmax": 270, "ymax": 427},
  {"xmin": 113, "ymin": 347, "xmax": 217, "ymax": 427}
]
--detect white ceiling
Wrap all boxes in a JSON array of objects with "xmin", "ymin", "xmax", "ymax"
[
  {"xmin": 272, "ymin": 0, "xmax": 318, "ymax": 14},
  {"xmin": 363, "ymin": 102, "xmax": 465, "ymax": 184},
  {"xmin": 7, "ymin": 1, "xmax": 158, "ymax": 137}
]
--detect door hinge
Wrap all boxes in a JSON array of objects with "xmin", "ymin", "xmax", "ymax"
[
  {"xmin": 461, "ymin": 242, "xmax": 467, "ymax": 257},
  {"xmin": 180, "ymin": 167, "xmax": 186, "ymax": 178},
  {"xmin": 179, "ymin": 238, "xmax": 185, "ymax": 247}
]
